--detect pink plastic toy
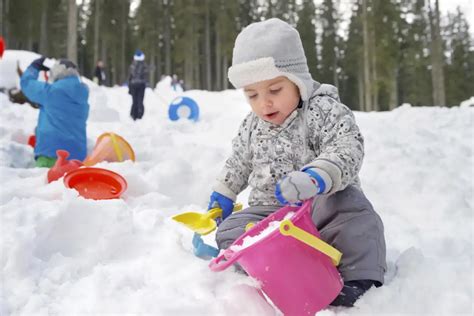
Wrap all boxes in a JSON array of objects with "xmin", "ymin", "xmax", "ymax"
[
  {"xmin": 47, "ymin": 150, "xmax": 83, "ymax": 183},
  {"xmin": 209, "ymin": 200, "xmax": 343, "ymax": 315}
]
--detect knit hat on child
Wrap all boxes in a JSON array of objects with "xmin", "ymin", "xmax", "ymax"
[
  {"xmin": 228, "ymin": 18, "xmax": 315, "ymax": 101},
  {"xmin": 49, "ymin": 59, "xmax": 79, "ymax": 82},
  {"xmin": 134, "ymin": 49, "xmax": 145, "ymax": 61}
]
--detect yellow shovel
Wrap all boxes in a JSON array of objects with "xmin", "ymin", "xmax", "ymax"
[{"xmin": 172, "ymin": 203, "xmax": 243, "ymax": 235}]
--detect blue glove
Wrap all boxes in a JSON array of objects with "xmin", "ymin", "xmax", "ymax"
[
  {"xmin": 208, "ymin": 191, "xmax": 234, "ymax": 222},
  {"xmin": 30, "ymin": 57, "xmax": 50, "ymax": 71},
  {"xmin": 275, "ymin": 168, "xmax": 328, "ymax": 205}
]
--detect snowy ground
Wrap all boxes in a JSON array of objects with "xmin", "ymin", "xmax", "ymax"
[{"xmin": 1, "ymin": 51, "xmax": 473, "ymax": 315}]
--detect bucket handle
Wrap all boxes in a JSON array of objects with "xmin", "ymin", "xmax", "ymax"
[
  {"xmin": 209, "ymin": 248, "xmax": 241, "ymax": 272},
  {"xmin": 279, "ymin": 219, "xmax": 342, "ymax": 266}
]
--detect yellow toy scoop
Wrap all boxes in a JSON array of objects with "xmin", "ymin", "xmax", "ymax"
[{"xmin": 172, "ymin": 203, "xmax": 243, "ymax": 235}]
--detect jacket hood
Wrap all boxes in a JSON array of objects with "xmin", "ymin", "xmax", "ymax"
[
  {"xmin": 55, "ymin": 76, "xmax": 89, "ymax": 103},
  {"xmin": 312, "ymin": 83, "xmax": 341, "ymax": 102}
]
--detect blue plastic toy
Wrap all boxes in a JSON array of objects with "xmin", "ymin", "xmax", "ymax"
[
  {"xmin": 168, "ymin": 96, "xmax": 199, "ymax": 122},
  {"xmin": 192, "ymin": 233, "xmax": 219, "ymax": 259}
]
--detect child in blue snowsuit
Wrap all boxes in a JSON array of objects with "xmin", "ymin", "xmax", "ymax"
[
  {"xmin": 20, "ymin": 57, "xmax": 89, "ymax": 167},
  {"xmin": 207, "ymin": 19, "xmax": 387, "ymax": 307}
]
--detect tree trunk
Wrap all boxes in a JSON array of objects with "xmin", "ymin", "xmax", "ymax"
[
  {"xmin": 184, "ymin": 6, "xmax": 195, "ymax": 89},
  {"xmin": 370, "ymin": 23, "xmax": 378, "ymax": 111},
  {"xmin": 0, "ymin": 0, "xmax": 3, "ymax": 37},
  {"xmin": 67, "ymin": 0, "xmax": 77, "ymax": 64},
  {"xmin": 121, "ymin": 0, "xmax": 127, "ymax": 84},
  {"xmin": 149, "ymin": 46, "xmax": 155, "ymax": 87},
  {"xmin": 193, "ymin": 13, "xmax": 200, "ymax": 89},
  {"xmin": 362, "ymin": 0, "xmax": 372, "ymax": 112},
  {"xmin": 164, "ymin": 1, "xmax": 172, "ymax": 75},
  {"xmin": 428, "ymin": 0, "xmax": 446, "ymax": 106},
  {"xmin": 39, "ymin": 1, "xmax": 49, "ymax": 55},
  {"xmin": 389, "ymin": 67, "xmax": 398, "ymax": 110},
  {"xmin": 222, "ymin": 54, "xmax": 228, "ymax": 90},
  {"xmin": 155, "ymin": 0, "xmax": 162, "ymax": 81},
  {"xmin": 204, "ymin": 0, "xmax": 212, "ymax": 90},
  {"xmin": 101, "ymin": 44, "xmax": 107, "ymax": 84},
  {"xmin": 27, "ymin": 9, "xmax": 34, "ymax": 51},
  {"xmin": 215, "ymin": 25, "xmax": 222, "ymax": 91},
  {"xmin": 358, "ymin": 61, "xmax": 364, "ymax": 111},
  {"xmin": 2, "ymin": 0, "xmax": 10, "ymax": 47},
  {"xmin": 93, "ymin": 0, "xmax": 100, "ymax": 67},
  {"xmin": 333, "ymin": 45, "xmax": 339, "ymax": 90}
]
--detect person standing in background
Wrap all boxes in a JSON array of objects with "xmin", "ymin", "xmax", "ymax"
[
  {"xmin": 128, "ymin": 49, "xmax": 149, "ymax": 121},
  {"xmin": 93, "ymin": 60, "xmax": 106, "ymax": 86}
]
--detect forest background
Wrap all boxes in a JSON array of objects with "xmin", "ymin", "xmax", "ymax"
[{"xmin": 1, "ymin": 0, "xmax": 473, "ymax": 110}]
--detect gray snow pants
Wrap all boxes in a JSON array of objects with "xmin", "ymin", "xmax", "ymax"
[{"xmin": 215, "ymin": 185, "xmax": 387, "ymax": 285}]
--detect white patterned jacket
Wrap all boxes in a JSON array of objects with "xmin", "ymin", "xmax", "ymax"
[{"xmin": 213, "ymin": 83, "xmax": 364, "ymax": 206}]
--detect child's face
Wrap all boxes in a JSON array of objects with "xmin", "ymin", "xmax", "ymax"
[{"xmin": 244, "ymin": 76, "xmax": 300, "ymax": 125}]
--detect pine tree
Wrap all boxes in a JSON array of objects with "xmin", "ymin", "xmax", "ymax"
[
  {"xmin": 340, "ymin": 3, "xmax": 363, "ymax": 110},
  {"xmin": 398, "ymin": 0, "xmax": 432, "ymax": 107},
  {"xmin": 297, "ymin": 0, "xmax": 318, "ymax": 80},
  {"xmin": 428, "ymin": 0, "xmax": 446, "ymax": 106},
  {"xmin": 319, "ymin": 0, "xmax": 339, "ymax": 87},
  {"xmin": 372, "ymin": 0, "xmax": 403, "ymax": 110},
  {"xmin": 445, "ymin": 8, "xmax": 474, "ymax": 106},
  {"xmin": 134, "ymin": 0, "xmax": 163, "ymax": 86}
]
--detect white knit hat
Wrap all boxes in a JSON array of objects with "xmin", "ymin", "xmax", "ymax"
[
  {"xmin": 228, "ymin": 18, "xmax": 315, "ymax": 101},
  {"xmin": 134, "ymin": 49, "xmax": 145, "ymax": 61}
]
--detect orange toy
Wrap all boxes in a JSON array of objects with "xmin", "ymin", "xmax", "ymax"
[
  {"xmin": 64, "ymin": 167, "xmax": 127, "ymax": 200},
  {"xmin": 47, "ymin": 150, "xmax": 83, "ymax": 183},
  {"xmin": 83, "ymin": 132, "xmax": 135, "ymax": 166}
]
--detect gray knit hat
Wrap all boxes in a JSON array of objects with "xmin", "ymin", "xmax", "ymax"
[
  {"xmin": 228, "ymin": 18, "xmax": 314, "ymax": 101},
  {"xmin": 49, "ymin": 59, "xmax": 80, "ymax": 82}
]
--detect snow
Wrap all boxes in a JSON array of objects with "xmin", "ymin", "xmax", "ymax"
[
  {"xmin": 230, "ymin": 212, "xmax": 295, "ymax": 252},
  {"xmin": 1, "ymin": 50, "xmax": 473, "ymax": 315},
  {"xmin": 0, "ymin": 50, "xmax": 41, "ymax": 89}
]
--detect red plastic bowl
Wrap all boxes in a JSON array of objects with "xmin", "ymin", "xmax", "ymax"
[{"xmin": 64, "ymin": 167, "xmax": 127, "ymax": 200}]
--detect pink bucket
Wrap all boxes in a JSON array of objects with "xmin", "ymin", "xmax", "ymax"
[{"xmin": 209, "ymin": 200, "xmax": 343, "ymax": 315}]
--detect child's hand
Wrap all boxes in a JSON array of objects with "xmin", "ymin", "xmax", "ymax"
[
  {"xmin": 275, "ymin": 168, "xmax": 329, "ymax": 205},
  {"xmin": 30, "ymin": 57, "xmax": 50, "ymax": 72},
  {"xmin": 208, "ymin": 191, "xmax": 234, "ymax": 223}
]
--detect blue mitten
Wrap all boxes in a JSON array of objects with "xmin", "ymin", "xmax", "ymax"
[
  {"xmin": 30, "ymin": 57, "xmax": 50, "ymax": 71},
  {"xmin": 275, "ymin": 168, "xmax": 331, "ymax": 205},
  {"xmin": 208, "ymin": 191, "xmax": 234, "ymax": 222}
]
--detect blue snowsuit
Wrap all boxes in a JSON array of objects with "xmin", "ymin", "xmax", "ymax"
[{"xmin": 20, "ymin": 66, "xmax": 89, "ymax": 161}]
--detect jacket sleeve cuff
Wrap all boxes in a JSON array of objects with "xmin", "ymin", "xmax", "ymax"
[
  {"xmin": 212, "ymin": 181, "xmax": 237, "ymax": 201},
  {"xmin": 303, "ymin": 167, "xmax": 333, "ymax": 194},
  {"xmin": 302, "ymin": 159, "xmax": 342, "ymax": 194}
]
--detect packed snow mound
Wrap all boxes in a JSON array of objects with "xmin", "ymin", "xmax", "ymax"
[
  {"xmin": 0, "ymin": 54, "xmax": 473, "ymax": 314},
  {"xmin": 0, "ymin": 50, "xmax": 41, "ymax": 89},
  {"xmin": 460, "ymin": 96, "xmax": 474, "ymax": 108},
  {"xmin": 0, "ymin": 50, "xmax": 97, "ymax": 91}
]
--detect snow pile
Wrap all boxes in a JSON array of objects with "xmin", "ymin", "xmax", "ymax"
[
  {"xmin": 1, "ymin": 51, "xmax": 473, "ymax": 315},
  {"xmin": 230, "ymin": 212, "xmax": 295, "ymax": 252},
  {"xmin": 0, "ymin": 50, "xmax": 41, "ymax": 89}
]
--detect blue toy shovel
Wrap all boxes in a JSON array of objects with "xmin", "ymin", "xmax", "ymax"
[{"xmin": 192, "ymin": 233, "xmax": 220, "ymax": 259}]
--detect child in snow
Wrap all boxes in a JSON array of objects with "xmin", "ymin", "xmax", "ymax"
[
  {"xmin": 20, "ymin": 57, "xmax": 89, "ymax": 167},
  {"xmin": 208, "ymin": 18, "xmax": 386, "ymax": 307}
]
